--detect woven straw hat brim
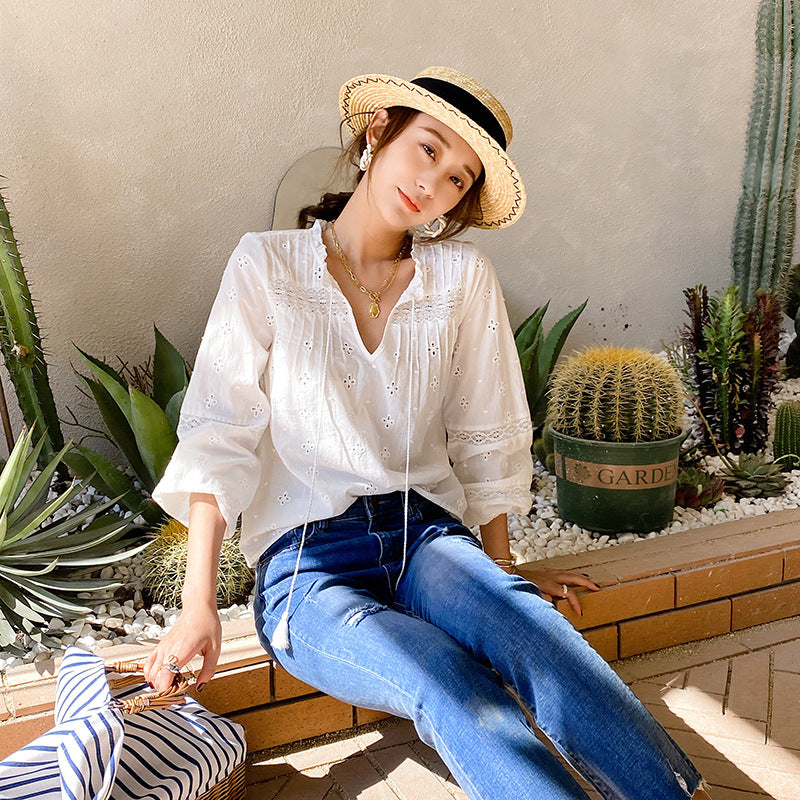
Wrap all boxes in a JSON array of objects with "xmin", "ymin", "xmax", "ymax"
[{"xmin": 339, "ymin": 74, "xmax": 526, "ymax": 229}]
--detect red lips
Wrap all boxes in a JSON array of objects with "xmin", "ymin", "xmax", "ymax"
[{"xmin": 398, "ymin": 188, "xmax": 421, "ymax": 213}]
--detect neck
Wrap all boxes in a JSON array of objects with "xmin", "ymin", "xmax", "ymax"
[{"xmin": 328, "ymin": 183, "xmax": 408, "ymax": 270}]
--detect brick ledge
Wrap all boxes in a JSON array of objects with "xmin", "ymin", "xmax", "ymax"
[{"xmin": 1, "ymin": 507, "xmax": 798, "ymax": 756}]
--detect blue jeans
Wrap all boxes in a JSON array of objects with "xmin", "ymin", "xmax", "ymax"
[{"xmin": 253, "ymin": 491, "xmax": 702, "ymax": 800}]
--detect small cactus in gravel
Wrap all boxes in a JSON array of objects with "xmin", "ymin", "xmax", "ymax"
[
  {"xmin": 142, "ymin": 518, "xmax": 253, "ymax": 608},
  {"xmin": 773, "ymin": 401, "xmax": 800, "ymax": 468}
]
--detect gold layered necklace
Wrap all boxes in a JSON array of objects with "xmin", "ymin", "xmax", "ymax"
[{"xmin": 329, "ymin": 222, "xmax": 406, "ymax": 318}]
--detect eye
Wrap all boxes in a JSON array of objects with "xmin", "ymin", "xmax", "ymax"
[
  {"xmin": 450, "ymin": 175, "xmax": 465, "ymax": 189},
  {"xmin": 422, "ymin": 143, "xmax": 435, "ymax": 158}
]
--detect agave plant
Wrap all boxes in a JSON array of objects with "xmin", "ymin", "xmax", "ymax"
[
  {"xmin": 0, "ymin": 428, "xmax": 147, "ymax": 654},
  {"xmin": 66, "ymin": 327, "xmax": 190, "ymax": 525},
  {"xmin": 514, "ymin": 299, "xmax": 586, "ymax": 445}
]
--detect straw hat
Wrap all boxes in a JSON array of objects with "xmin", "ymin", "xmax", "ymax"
[{"xmin": 339, "ymin": 67, "xmax": 526, "ymax": 229}]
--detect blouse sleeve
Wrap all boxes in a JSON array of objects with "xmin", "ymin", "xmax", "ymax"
[
  {"xmin": 443, "ymin": 248, "xmax": 533, "ymax": 528},
  {"xmin": 152, "ymin": 234, "xmax": 272, "ymax": 536}
]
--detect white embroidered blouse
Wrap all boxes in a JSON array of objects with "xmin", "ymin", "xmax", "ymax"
[{"xmin": 153, "ymin": 220, "xmax": 533, "ymax": 566}]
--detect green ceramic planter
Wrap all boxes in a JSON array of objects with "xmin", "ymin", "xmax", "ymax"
[{"xmin": 550, "ymin": 428, "xmax": 684, "ymax": 534}]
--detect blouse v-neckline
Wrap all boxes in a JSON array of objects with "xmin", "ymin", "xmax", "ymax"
[{"xmin": 311, "ymin": 220, "xmax": 425, "ymax": 359}]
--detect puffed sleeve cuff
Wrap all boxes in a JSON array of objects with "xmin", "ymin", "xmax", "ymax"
[{"xmin": 152, "ymin": 416, "xmax": 267, "ymax": 537}]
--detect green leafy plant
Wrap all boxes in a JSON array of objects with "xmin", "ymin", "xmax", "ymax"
[
  {"xmin": 0, "ymin": 185, "xmax": 65, "ymax": 468},
  {"xmin": 514, "ymin": 300, "xmax": 586, "ymax": 447},
  {"xmin": 548, "ymin": 345, "xmax": 683, "ymax": 443},
  {"xmin": 675, "ymin": 468, "xmax": 726, "ymax": 508},
  {"xmin": 675, "ymin": 285, "xmax": 781, "ymax": 454},
  {"xmin": 66, "ymin": 327, "xmax": 190, "ymax": 524},
  {"xmin": 732, "ymin": 0, "xmax": 800, "ymax": 305},
  {"xmin": 142, "ymin": 517, "xmax": 252, "ymax": 608},
  {"xmin": 0, "ymin": 427, "xmax": 146, "ymax": 653}
]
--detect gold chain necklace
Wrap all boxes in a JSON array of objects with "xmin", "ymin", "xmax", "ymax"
[{"xmin": 329, "ymin": 222, "xmax": 405, "ymax": 318}]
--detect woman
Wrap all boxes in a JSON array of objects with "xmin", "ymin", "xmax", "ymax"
[{"xmin": 146, "ymin": 67, "xmax": 710, "ymax": 799}]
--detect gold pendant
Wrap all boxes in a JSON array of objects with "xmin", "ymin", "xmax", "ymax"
[{"xmin": 368, "ymin": 301, "xmax": 380, "ymax": 318}]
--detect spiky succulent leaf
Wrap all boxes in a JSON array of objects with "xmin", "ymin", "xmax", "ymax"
[
  {"xmin": 129, "ymin": 388, "xmax": 178, "ymax": 488},
  {"xmin": 152, "ymin": 326, "xmax": 190, "ymax": 410}
]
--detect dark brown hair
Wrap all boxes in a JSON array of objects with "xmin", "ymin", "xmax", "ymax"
[{"xmin": 298, "ymin": 107, "xmax": 486, "ymax": 241}]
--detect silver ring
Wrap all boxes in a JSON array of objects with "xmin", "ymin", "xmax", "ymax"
[
  {"xmin": 561, "ymin": 584, "xmax": 569, "ymax": 597},
  {"xmin": 159, "ymin": 662, "xmax": 181, "ymax": 675}
]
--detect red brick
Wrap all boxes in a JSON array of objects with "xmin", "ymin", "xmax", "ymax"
[
  {"xmin": 187, "ymin": 660, "xmax": 271, "ymax": 715},
  {"xmin": 618, "ymin": 599, "xmax": 731, "ymax": 659},
  {"xmin": 581, "ymin": 625, "xmax": 618, "ymax": 661},
  {"xmin": 556, "ymin": 574, "xmax": 674, "ymax": 630},
  {"xmin": 0, "ymin": 711, "xmax": 55, "ymax": 760},
  {"xmin": 676, "ymin": 552, "xmax": 784, "ymax": 607},
  {"xmin": 731, "ymin": 581, "xmax": 800, "ymax": 630},
  {"xmin": 355, "ymin": 707, "xmax": 394, "ymax": 725},
  {"xmin": 273, "ymin": 666, "xmax": 319, "ymax": 700},
  {"xmin": 783, "ymin": 546, "xmax": 800, "ymax": 580},
  {"xmin": 232, "ymin": 694, "xmax": 353, "ymax": 751}
]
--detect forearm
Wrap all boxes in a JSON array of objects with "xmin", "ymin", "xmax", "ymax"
[
  {"xmin": 479, "ymin": 513, "xmax": 511, "ymax": 560},
  {"xmin": 182, "ymin": 492, "xmax": 227, "ymax": 609}
]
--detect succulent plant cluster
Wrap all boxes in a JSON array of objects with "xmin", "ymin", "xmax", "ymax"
[
  {"xmin": 549, "ymin": 346, "xmax": 683, "ymax": 443},
  {"xmin": 142, "ymin": 518, "xmax": 253, "ymax": 609},
  {"xmin": 675, "ymin": 285, "xmax": 782, "ymax": 454},
  {"xmin": 674, "ymin": 468, "xmax": 726, "ymax": 509},
  {"xmin": 717, "ymin": 452, "xmax": 788, "ymax": 498}
]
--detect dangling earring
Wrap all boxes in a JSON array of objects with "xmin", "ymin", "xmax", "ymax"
[
  {"xmin": 420, "ymin": 215, "xmax": 447, "ymax": 239},
  {"xmin": 359, "ymin": 143, "xmax": 373, "ymax": 171}
]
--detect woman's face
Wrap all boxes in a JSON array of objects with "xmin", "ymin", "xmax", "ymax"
[{"xmin": 365, "ymin": 110, "xmax": 483, "ymax": 230}]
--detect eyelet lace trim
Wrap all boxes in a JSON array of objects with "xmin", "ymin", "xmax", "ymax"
[
  {"xmin": 448, "ymin": 417, "xmax": 531, "ymax": 446},
  {"xmin": 392, "ymin": 286, "xmax": 463, "ymax": 323},
  {"xmin": 269, "ymin": 280, "xmax": 350, "ymax": 317},
  {"xmin": 464, "ymin": 484, "xmax": 532, "ymax": 506}
]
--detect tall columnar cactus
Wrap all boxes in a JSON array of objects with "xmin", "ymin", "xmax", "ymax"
[
  {"xmin": 548, "ymin": 346, "xmax": 684, "ymax": 443},
  {"xmin": 774, "ymin": 400, "xmax": 800, "ymax": 464},
  {"xmin": 732, "ymin": 0, "xmax": 800, "ymax": 305},
  {"xmin": 0, "ymin": 186, "xmax": 64, "ymax": 466}
]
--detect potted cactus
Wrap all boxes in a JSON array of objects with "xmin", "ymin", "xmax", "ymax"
[{"xmin": 548, "ymin": 345, "xmax": 685, "ymax": 534}]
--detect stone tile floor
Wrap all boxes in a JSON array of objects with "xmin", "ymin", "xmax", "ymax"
[{"xmin": 246, "ymin": 614, "xmax": 800, "ymax": 799}]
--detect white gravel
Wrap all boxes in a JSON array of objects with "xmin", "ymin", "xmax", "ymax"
[{"xmin": 3, "ymin": 370, "xmax": 799, "ymax": 673}]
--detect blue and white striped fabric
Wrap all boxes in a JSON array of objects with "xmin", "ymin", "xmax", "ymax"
[{"xmin": 0, "ymin": 647, "xmax": 247, "ymax": 800}]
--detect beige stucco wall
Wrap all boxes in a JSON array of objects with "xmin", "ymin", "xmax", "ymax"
[{"xmin": 0, "ymin": 1, "xmax": 759, "ymax": 445}]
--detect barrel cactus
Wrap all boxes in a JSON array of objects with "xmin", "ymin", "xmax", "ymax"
[
  {"xmin": 142, "ymin": 518, "xmax": 253, "ymax": 609},
  {"xmin": 774, "ymin": 400, "xmax": 800, "ymax": 467},
  {"xmin": 549, "ymin": 346, "xmax": 684, "ymax": 443}
]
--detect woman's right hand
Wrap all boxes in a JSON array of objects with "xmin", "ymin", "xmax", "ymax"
[{"xmin": 144, "ymin": 601, "xmax": 222, "ymax": 693}]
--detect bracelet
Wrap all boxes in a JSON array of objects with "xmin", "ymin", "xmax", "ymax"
[{"xmin": 491, "ymin": 557, "xmax": 516, "ymax": 567}]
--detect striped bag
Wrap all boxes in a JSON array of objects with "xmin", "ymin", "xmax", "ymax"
[{"xmin": 0, "ymin": 647, "xmax": 247, "ymax": 799}]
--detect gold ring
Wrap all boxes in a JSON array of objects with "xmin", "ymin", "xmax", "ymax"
[{"xmin": 159, "ymin": 662, "xmax": 181, "ymax": 675}]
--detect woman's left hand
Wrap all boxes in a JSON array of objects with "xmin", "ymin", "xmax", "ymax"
[{"xmin": 524, "ymin": 568, "xmax": 600, "ymax": 616}]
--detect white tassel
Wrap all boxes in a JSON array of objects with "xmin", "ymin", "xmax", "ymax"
[{"xmin": 271, "ymin": 610, "xmax": 291, "ymax": 650}]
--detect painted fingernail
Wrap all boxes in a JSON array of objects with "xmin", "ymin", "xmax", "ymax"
[
  {"xmin": 196, "ymin": 682, "xmax": 206, "ymax": 693},
  {"xmin": 148, "ymin": 682, "xmax": 154, "ymax": 689}
]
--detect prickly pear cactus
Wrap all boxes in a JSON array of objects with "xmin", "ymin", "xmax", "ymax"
[{"xmin": 0, "ymin": 186, "xmax": 64, "ymax": 465}]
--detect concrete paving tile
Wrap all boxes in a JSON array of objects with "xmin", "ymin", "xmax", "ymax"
[
  {"xmin": 641, "ymin": 700, "xmax": 768, "ymax": 745},
  {"xmin": 697, "ymin": 731, "xmax": 800, "ymax": 773},
  {"xmin": 703, "ymin": 788, "xmax": 772, "ymax": 800},
  {"xmin": 369, "ymin": 744, "xmax": 455, "ymax": 799},
  {"xmin": 686, "ymin": 659, "xmax": 731, "ymax": 695},
  {"xmin": 631, "ymin": 681, "xmax": 725, "ymax": 715},
  {"xmin": 688, "ymin": 755, "xmax": 770, "ymax": 794},
  {"xmin": 638, "ymin": 670, "xmax": 686, "ymax": 688},
  {"xmin": 729, "ymin": 615, "xmax": 800, "ymax": 650},
  {"xmin": 771, "ymin": 637, "xmax": 800, "ymax": 673},
  {"xmin": 285, "ymin": 735, "xmax": 368, "ymax": 770},
  {"xmin": 362, "ymin": 719, "xmax": 419, "ymax": 751},
  {"xmin": 328, "ymin": 755, "xmax": 400, "ymax": 800},
  {"xmin": 768, "ymin": 670, "xmax": 800, "ymax": 748},
  {"xmin": 246, "ymin": 775, "xmax": 291, "ymax": 800},
  {"xmin": 727, "ymin": 651, "xmax": 770, "ymax": 723},
  {"xmin": 267, "ymin": 771, "xmax": 339, "ymax": 800},
  {"xmin": 612, "ymin": 636, "xmax": 745, "ymax": 682}
]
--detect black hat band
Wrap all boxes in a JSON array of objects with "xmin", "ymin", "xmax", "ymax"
[{"xmin": 411, "ymin": 76, "xmax": 507, "ymax": 150}]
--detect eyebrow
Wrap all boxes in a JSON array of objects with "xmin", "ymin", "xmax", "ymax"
[{"xmin": 421, "ymin": 126, "xmax": 479, "ymax": 183}]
